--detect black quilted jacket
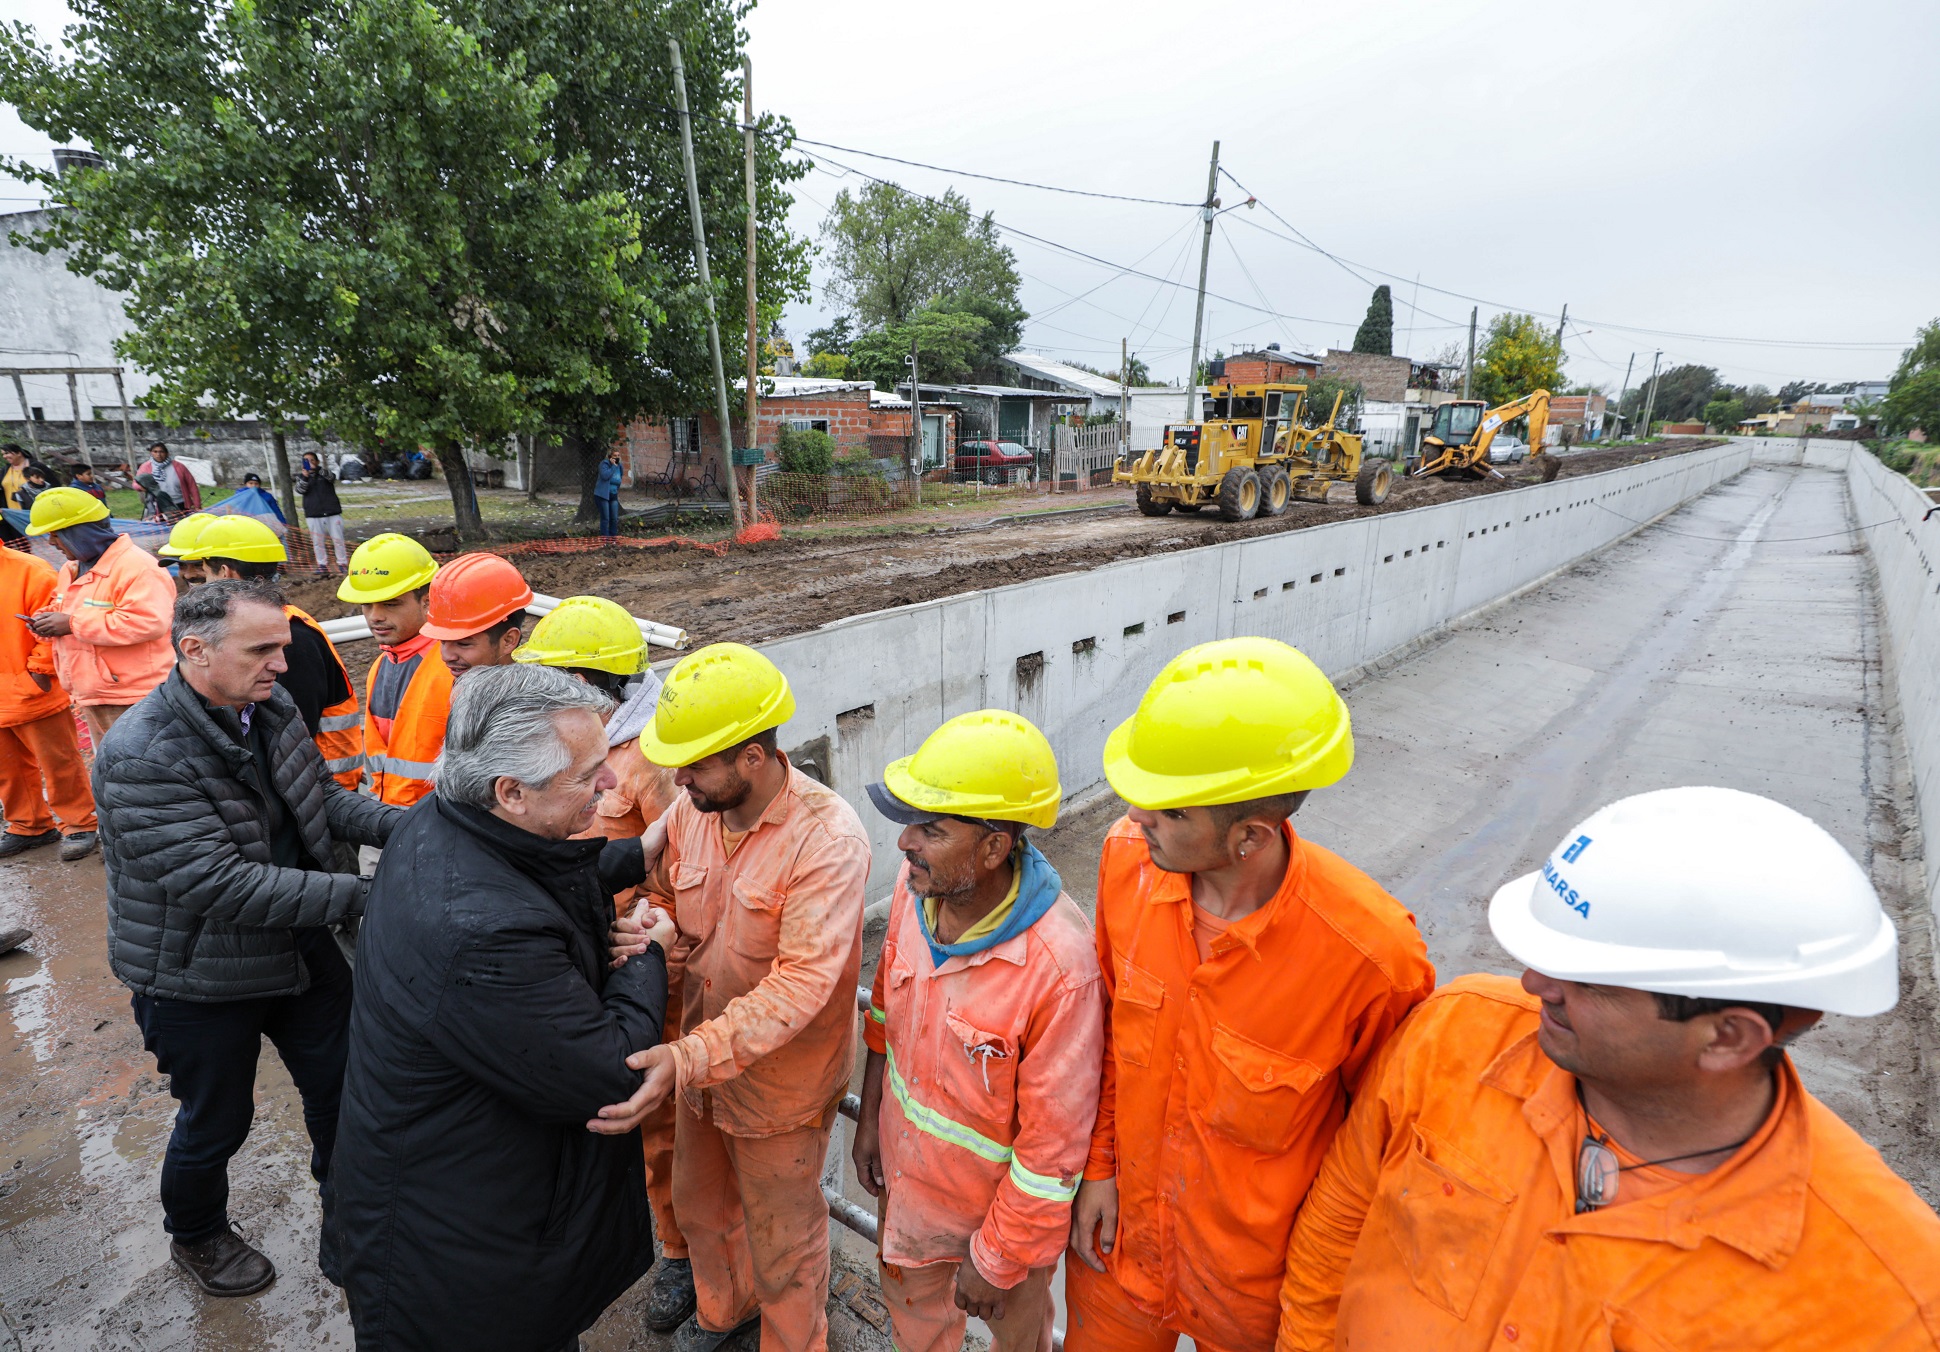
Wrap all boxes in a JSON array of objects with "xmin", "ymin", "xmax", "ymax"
[{"xmin": 94, "ymin": 667, "xmax": 399, "ymax": 1001}]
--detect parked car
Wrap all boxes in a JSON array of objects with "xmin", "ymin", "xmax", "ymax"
[
  {"xmin": 1488, "ymin": 435, "xmax": 1529, "ymax": 464},
  {"xmin": 955, "ymin": 439, "xmax": 1035, "ymax": 485}
]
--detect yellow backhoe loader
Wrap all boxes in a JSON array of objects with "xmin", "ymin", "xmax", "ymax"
[
  {"xmin": 1411, "ymin": 389, "xmax": 1561, "ymax": 482},
  {"xmin": 1115, "ymin": 378, "xmax": 1391, "ymax": 521}
]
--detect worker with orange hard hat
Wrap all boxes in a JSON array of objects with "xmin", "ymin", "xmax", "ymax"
[
  {"xmin": 420, "ymin": 552, "xmax": 534, "ymax": 681},
  {"xmin": 1065, "ymin": 637, "xmax": 1435, "ymax": 1352}
]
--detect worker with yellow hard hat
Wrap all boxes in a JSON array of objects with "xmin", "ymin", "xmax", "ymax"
[
  {"xmin": 157, "ymin": 512, "xmax": 217, "ymax": 586},
  {"xmin": 420, "ymin": 552, "xmax": 534, "ymax": 681},
  {"xmin": 591, "ymin": 643, "xmax": 871, "ymax": 1350},
  {"xmin": 855, "ymin": 710, "xmax": 1105, "ymax": 1352},
  {"xmin": 1065, "ymin": 637, "xmax": 1436, "ymax": 1352},
  {"xmin": 182, "ymin": 516, "xmax": 364, "ymax": 792},
  {"xmin": 338, "ymin": 533, "xmax": 444, "ymax": 810},
  {"xmin": 23, "ymin": 486, "xmax": 177, "ymax": 747},
  {"xmin": 513, "ymin": 596, "xmax": 686, "ymax": 1298}
]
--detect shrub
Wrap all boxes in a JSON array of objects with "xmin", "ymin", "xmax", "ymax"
[{"xmin": 776, "ymin": 426, "xmax": 835, "ymax": 474}]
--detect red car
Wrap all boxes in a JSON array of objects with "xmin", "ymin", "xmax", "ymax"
[{"xmin": 954, "ymin": 439, "xmax": 1035, "ymax": 484}]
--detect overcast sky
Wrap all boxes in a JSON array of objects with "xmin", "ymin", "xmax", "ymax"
[{"xmin": 7, "ymin": 0, "xmax": 1934, "ymax": 392}]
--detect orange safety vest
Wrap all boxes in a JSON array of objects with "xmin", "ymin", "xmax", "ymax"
[
  {"xmin": 361, "ymin": 643, "xmax": 452, "ymax": 807},
  {"xmin": 286, "ymin": 604, "xmax": 365, "ymax": 793}
]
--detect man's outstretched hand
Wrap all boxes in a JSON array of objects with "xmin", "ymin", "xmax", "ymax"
[
  {"xmin": 587, "ymin": 1043, "xmax": 677, "ymax": 1135},
  {"xmin": 608, "ymin": 902, "xmax": 676, "ymax": 969}
]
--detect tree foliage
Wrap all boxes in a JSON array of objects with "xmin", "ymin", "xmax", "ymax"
[
  {"xmin": 1623, "ymin": 364, "xmax": 1717, "ymax": 426},
  {"xmin": 0, "ymin": 0, "xmax": 807, "ymax": 538},
  {"xmin": 1351, "ymin": 285, "xmax": 1393, "ymax": 356},
  {"xmin": 1298, "ymin": 376, "xmax": 1364, "ymax": 429},
  {"xmin": 1702, "ymin": 397, "xmax": 1747, "ymax": 432},
  {"xmin": 1471, "ymin": 313, "xmax": 1563, "ymax": 407},
  {"xmin": 1885, "ymin": 319, "xmax": 1940, "ymax": 436},
  {"xmin": 849, "ymin": 307, "xmax": 989, "ymax": 389},
  {"xmin": 819, "ymin": 182, "xmax": 1022, "ymax": 331}
]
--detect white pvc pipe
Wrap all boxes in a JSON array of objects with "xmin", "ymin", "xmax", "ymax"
[{"xmin": 316, "ymin": 591, "xmax": 688, "ymax": 650}]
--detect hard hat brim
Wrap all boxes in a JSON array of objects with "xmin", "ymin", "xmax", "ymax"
[
  {"xmin": 420, "ymin": 619, "xmax": 492, "ymax": 641},
  {"xmin": 867, "ymin": 781, "xmax": 946, "ymax": 827},
  {"xmin": 638, "ymin": 685, "xmax": 796, "ymax": 768},
  {"xmin": 1101, "ymin": 712, "xmax": 1353, "ymax": 811},
  {"xmin": 1488, "ymin": 870, "xmax": 1901, "ymax": 1018},
  {"xmin": 881, "ymin": 752, "xmax": 1061, "ymax": 830}
]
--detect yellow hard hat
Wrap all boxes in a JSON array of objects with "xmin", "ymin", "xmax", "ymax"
[
  {"xmin": 513, "ymin": 596, "xmax": 647, "ymax": 676},
  {"xmin": 639, "ymin": 642, "xmax": 794, "ymax": 767},
  {"xmin": 188, "ymin": 514, "xmax": 287, "ymax": 563},
  {"xmin": 872, "ymin": 709, "xmax": 1061, "ymax": 830},
  {"xmin": 24, "ymin": 486, "xmax": 110, "ymax": 536},
  {"xmin": 1103, "ymin": 637, "xmax": 1353, "ymax": 810},
  {"xmin": 338, "ymin": 532, "xmax": 438, "ymax": 604},
  {"xmin": 157, "ymin": 512, "xmax": 216, "ymax": 558}
]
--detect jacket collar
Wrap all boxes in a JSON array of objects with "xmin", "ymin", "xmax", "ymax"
[
  {"xmin": 1146, "ymin": 821, "xmax": 1309, "ymax": 959},
  {"xmin": 157, "ymin": 668, "xmax": 299, "ymax": 776},
  {"xmin": 434, "ymin": 796, "xmax": 609, "ymax": 884},
  {"xmin": 1480, "ymin": 1031, "xmax": 1810, "ymax": 1268}
]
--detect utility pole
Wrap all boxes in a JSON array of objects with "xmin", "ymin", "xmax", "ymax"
[
  {"xmin": 908, "ymin": 336, "xmax": 921, "ymax": 488},
  {"xmin": 669, "ymin": 38, "xmax": 744, "ymax": 531},
  {"xmin": 1639, "ymin": 350, "xmax": 1663, "ymax": 440},
  {"xmin": 1556, "ymin": 303, "xmax": 1568, "ymax": 348},
  {"xmin": 742, "ymin": 55, "xmax": 759, "ymax": 521},
  {"xmin": 1184, "ymin": 141, "xmax": 1220, "ymax": 421},
  {"xmin": 1119, "ymin": 337, "xmax": 1130, "ymax": 462},
  {"xmin": 1462, "ymin": 307, "xmax": 1477, "ymax": 399},
  {"xmin": 1616, "ymin": 352, "xmax": 1636, "ymax": 440}
]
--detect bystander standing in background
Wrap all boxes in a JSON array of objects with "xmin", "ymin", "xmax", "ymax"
[
  {"xmin": 298, "ymin": 452, "xmax": 348, "ymax": 576},
  {"xmin": 69, "ymin": 463, "xmax": 108, "ymax": 502},
  {"xmin": 595, "ymin": 446, "xmax": 626, "ymax": 539}
]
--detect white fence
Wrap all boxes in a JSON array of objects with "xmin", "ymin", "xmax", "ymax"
[
  {"xmin": 731, "ymin": 441, "xmax": 1753, "ymax": 897},
  {"xmin": 1049, "ymin": 422, "xmax": 1124, "ymax": 488}
]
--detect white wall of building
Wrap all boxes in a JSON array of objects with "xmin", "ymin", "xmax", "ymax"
[
  {"xmin": 0, "ymin": 209, "xmax": 154, "ymax": 418},
  {"xmin": 710, "ymin": 441, "xmax": 1753, "ymax": 897}
]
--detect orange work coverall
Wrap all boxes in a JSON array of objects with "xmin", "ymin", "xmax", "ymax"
[
  {"xmin": 1069, "ymin": 817, "xmax": 1435, "ymax": 1352},
  {"xmin": 46, "ymin": 533, "xmax": 176, "ymax": 742},
  {"xmin": 646, "ymin": 755, "xmax": 870, "ymax": 1352},
  {"xmin": 581, "ymin": 736, "xmax": 686, "ymax": 1260},
  {"xmin": 0, "ymin": 546, "xmax": 95, "ymax": 838},
  {"xmin": 865, "ymin": 854, "xmax": 1105, "ymax": 1352},
  {"xmin": 1277, "ymin": 974, "xmax": 1940, "ymax": 1351}
]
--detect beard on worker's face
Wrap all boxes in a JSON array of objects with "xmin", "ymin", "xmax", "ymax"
[{"xmin": 687, "ymin": 774, "xmax": 751, "ymax": 815}]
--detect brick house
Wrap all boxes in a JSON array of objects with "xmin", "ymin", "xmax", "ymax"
[
  {"xmin": 1548, "ymin": 392, "xmax": 1609, "ymax": 441},
  {"xmin": 616, "ymin": 376, "xmax": 959, "ymax": 485},
  {"xmin": 1213, "ymin": 346, "xmax": 1321, "ymax": 384},
  {"xmin": 1319, "ymin": 349, "xmax": 1411, "ymax": 402}
]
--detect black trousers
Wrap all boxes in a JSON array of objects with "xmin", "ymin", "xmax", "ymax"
[{"xmin": 130, "ymin": 939, "xmax": 353, "ymax": 1244}]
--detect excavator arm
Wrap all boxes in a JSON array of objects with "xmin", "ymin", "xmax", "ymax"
[{"xmin": 1416, "ymin": 389, "xmax": 1556, "ymax": 480}]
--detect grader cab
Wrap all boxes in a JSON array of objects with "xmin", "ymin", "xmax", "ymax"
[{"xmin": 1115, "ymin": 379, "xmax": 1392, "ymax": 522}]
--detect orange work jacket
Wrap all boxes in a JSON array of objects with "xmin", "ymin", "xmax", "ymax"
[
  {"xmin": 644, "ymin": 756, "xmax": 871, "ymax": 1137},
  {"xmin": 1089, "ymin": 816, "xmax": 1435, "ymax": 1351},
  {"xmin": 287, "ymin": 604, "xmax": 364, "ymax": 793},
  {"xmin": 48, "ymin": 534, "xmax": 177, "ymax": 706},
  {"xmin": 360, "ymin": 642, "xmax": 451, "ymax": 807},
  {"xmin": 0, "ymin": 545, "xmax": 70, "ymax": 727},
  {"xmin": 865, "ymin": 857, "xmax": 1104, "ymax": 1288},
  {"xmin": 1278, "ymin": 975, "xmax": 1940, "ymax": 1351}
]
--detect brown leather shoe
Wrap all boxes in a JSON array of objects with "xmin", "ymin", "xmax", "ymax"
[{"xmin": 170, "ymin": 1226, "xmax": 276, "ymax": 1296}]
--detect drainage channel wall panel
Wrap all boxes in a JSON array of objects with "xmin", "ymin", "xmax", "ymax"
[{"xmin": 744, "ymin": 442, "xmax": 1752, "ymax": 896}]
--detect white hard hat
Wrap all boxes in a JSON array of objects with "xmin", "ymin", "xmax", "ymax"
[{"xmin": 1489, "ymin": 786, "xmax": 1898, "ymax": 1017}]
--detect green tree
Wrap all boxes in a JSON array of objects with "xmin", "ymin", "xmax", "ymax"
[
  {"xmin": 1778, "ymin": 379, "xmax": 1818, "ymax": 406},
  {"xmin": 1624, "ymin": 364, "xmax": 1718, "ymax": 426},
  {"xmin": 800, "ymin": 351, "xmax": 850, "ymax": 379},
  {"xmin": 848, "ymin": 308, "xmax": 990, "ymax": 389},
  {"xmin": 454, "ymin": 0, "xmax": 811, "ymax": 522},
  {"xmin": 1351, "ymin": 285, "xmax": 1393, "ymax": 356},
  {"xmin": 1702, "ymin": 397, "xmax": 1747, "ymax": 432},
  {"xmin": 1471, "ymin": 313, "xmax": 1563, "ymax": 407},
  {"xmin": 1298, "ymin": 376, "xmax": 1364, "ymax": 428},
  {"xmin": 1886, "ymin": 370, "xmax": 1940, "ymax": 438},
  {"xmin": 805, "ymin": 315, "xmax": 856, "ymax": 358},
  {"xmin": 820, "ymin": 182, "xmax": 1022, "ymax": 330},
  {"xmin": 1124, "ymin": 353, "xmax": 1152, "ymax": 385},
  {"xmin": 1743, "ymin": 384, "xmax": 1776, "ymax": 415}
]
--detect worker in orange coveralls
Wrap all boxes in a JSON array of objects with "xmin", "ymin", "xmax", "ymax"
[
  {"xmin": 513, "ymin": 595, "xmax": 694, "ymax": 1331},
  {"xmin": 594, "ymin": 642, "xmax": 870, "ymax": 1352},
  {"xmin": 854, "ymin": 710, "xmax": 1104, "ymax": 1352},
  {"xmin": 1065, "ymin": 636, "xmax": 1435, "ymax": 1352},
  {"xmin": 1277, "ymin": 786, "xmax": 1940, "ymax": 1352},
  {"xmin": 0, "ymin": 540, "xmax": 97, "ymax": 861}
]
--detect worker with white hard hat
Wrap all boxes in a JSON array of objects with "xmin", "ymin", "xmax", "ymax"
[{"xmin": 1278, "ymin": 786, "xmax": 1940, "ymax": 1352}]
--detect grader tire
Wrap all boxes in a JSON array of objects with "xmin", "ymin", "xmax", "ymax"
[
  {"xmin": 1258, "ymin": 466, "xmax": 1291, "ymax": 517},
  {"xmin": 1134, "ymin": 484, "xmax": 1173, "ymax": 516},
  {"xmin": 1216, "ymin": 467, "xmax": 1261, "ymax": 522},
  {"xmin": 1354, "ymin": 461, "xmax": 1394, "ymax": 506}
]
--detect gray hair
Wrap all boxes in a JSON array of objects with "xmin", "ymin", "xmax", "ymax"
[
  {"xmin": 435, "ymin": 664, "xmax": 613, "ymax": 809},
  {"xmin": 171, "ymin": 577, "xmax": 286, "ymax": 653}
]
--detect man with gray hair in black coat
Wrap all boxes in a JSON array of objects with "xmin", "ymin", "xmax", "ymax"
[
  {"xmin": 328, "ymin": 662, "xmax": 671, "ymax": 1352},
  {"xmin": 94, "ymin": 578, "xmax": 400, "ymax": 1297}
]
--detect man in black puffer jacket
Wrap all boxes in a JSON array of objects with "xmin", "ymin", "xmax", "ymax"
[
  {"xmin": 94, "ymin": 579, "xmax": 398, "ymax": 1297},
  {"xmin": 328, "ymin": 663, "xmax": 669, "ymax": 1352}
]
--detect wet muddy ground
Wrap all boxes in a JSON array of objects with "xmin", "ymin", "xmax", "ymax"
[{"xmin": 7, "ymin": 449, "xmax": 1931, "ymax": 1349}]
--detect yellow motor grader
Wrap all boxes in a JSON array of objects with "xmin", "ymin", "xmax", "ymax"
[{"xmin": 1115, "ymin": 379, "xmax": 1392, "ymax": 521}]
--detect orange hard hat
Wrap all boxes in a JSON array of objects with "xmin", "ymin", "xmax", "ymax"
[{"xmin": 420, "ymin": 552, "xmax": 535, "ymax": 640}]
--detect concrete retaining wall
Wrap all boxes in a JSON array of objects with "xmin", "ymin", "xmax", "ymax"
[
  {"xmin": 748, "ymin": 441, "xmax": 1752, "ymax": 896},
  {"xmin": 1839, "ymin": 439, "xmax": 1940, "ymax": 927}
]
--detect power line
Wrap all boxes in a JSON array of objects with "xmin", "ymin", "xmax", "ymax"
[{"xmin": 789, "ymin": 137, "xmax": 1197, "ymax": 207}]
